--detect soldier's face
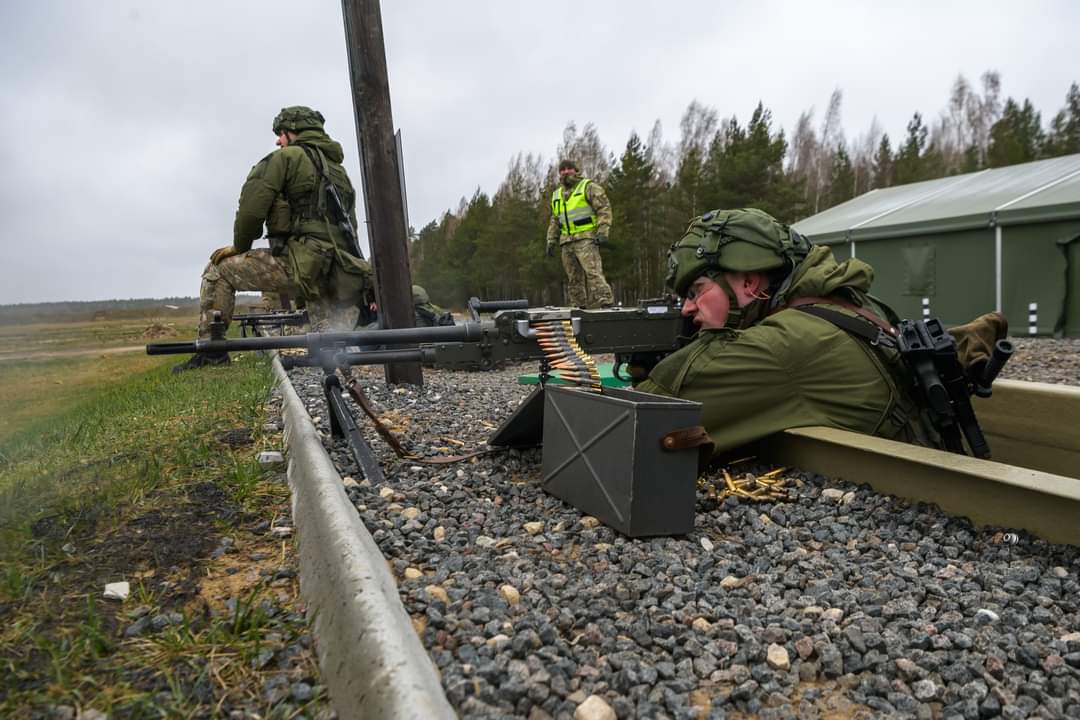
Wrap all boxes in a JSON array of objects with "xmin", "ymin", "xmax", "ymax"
[
  {"xmin": 276, "ymin": 131, "xmax": 294, "ymax": 148},
  {"xmin": 559, "ymin": 168, "xmax": 578, "ymax": 186},
  {"xmin": 681, "ymin": 276, "xmax": 731, "ymax": 329},
  {"xmin": 682, "ymin": 272, "xmax": 763, "ymax": 329}
]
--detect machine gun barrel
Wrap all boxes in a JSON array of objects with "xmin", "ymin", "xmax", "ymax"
[
  {"xmin": 146, "ymin": 322, "xmax": 493, "ymax": 356},
  {"xmin": 973, "ymin": 339, "xmax": 1016, "ymax": 398},
  {"xmin": 280, "ymin": 347, "xmax": 434, "ymax": 369}
]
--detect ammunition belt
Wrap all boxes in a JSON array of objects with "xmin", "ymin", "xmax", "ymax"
[{"xmin": 532, "ymin": 318, "xmax": 602, "ymax": 392}]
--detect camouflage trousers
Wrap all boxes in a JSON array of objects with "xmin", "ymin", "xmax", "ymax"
[
  {"xmin": 198, "ymin": 249, "xmax": 358, "ymax": 338},
  {"xmin": 560, "ymin": 237, "xmax": 614, "ymax": 308}
]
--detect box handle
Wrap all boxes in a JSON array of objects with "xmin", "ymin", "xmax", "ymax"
[{"xmin": 661, "ymin": 426, "xmax": 715, "ymax": 473}]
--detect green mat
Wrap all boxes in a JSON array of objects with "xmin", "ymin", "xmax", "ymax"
[{"xmin": 517, "ymin": 361, "xmax": 630, "ymax": 387}]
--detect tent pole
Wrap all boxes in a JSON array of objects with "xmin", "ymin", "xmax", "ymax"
[{"xmin": 995, "ymin": 224, "xmax": 1002, "ymax": 313}]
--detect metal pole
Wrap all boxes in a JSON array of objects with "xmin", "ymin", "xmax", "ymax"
[{"xmin": 341, "ymin": 0, "xmax": 422, "ymax": 386}]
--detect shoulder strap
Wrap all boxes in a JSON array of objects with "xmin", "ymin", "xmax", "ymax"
[
  {"xmin": 783, "ymin": 295, "xmax": 896, "ymax": 336},
  {"xmin": 791, "ymin": 303, "xmax": 897, "ymax": 349}
]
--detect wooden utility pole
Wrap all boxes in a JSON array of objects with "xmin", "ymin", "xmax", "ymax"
[{"xmin": 341, "ymin": 0, "xmax": 422, "ymax": 386}]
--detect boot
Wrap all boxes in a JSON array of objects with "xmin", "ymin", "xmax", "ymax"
[{"xmin": 171, "ymin": 352, "xmax": 230, "ymax": 374}]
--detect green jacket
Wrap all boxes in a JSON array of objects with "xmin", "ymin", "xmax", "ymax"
[
  {"xmin": 233, "ymin": 129, "xmax": 370, "ymax": 302},
  {"xmin": 637, "ymin": 246, "xmax": 932, "ymax": 454}
]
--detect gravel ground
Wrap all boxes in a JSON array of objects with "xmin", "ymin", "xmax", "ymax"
[
  {"xmin": 998, "ymin": 338, "xmax": 1080, "ymax": 386},
  {"xmin": 286, "ymin": 338, "xmax": 1080, "ymax": 720}
]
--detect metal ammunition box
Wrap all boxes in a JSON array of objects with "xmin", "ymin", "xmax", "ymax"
[{"xmin": 541, "ymin": 385, "xmax": 703, "ymax": 537}]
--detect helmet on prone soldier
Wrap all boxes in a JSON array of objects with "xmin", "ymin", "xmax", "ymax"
[
  {"xmin": 665, "ymin": 208, "xmax": 811, "ymax": 297},
  {"xmin": 272, "ymin": 106, "xmax": 325, "ymax": 135},
  {"xmin": 411, "ymin": 285, "xmax": 431, "ymax": 306}
]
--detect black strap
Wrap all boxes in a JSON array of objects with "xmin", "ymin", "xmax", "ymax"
[{"xmin": 795, "ymin": 305, "xmax": 897, "ymax": 349}]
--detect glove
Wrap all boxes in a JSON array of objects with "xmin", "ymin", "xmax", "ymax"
[
  {"xmin": 949, "ymin": 311, "xmax": 1009, "ymax": 377},
  {"xmin": 594, "ymin": 234, "xmax": 608, "ymax": 246},
  {"xmin": 546, "ymin": 243, "xmax": 556, "ymax": 258},
  {"xmin": 210, "ymin": 246, "xmax": 240, "ymax": 265}
]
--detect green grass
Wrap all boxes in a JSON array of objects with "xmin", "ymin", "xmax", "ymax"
[
  {"xmin": 0, "ymin": 352, "xmax": 312, "ymax": 715},
  {"xmin": 0, "ymin": 354, "xmax": 272, "ymax": 544}
]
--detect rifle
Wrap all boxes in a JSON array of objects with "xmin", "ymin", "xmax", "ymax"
[
  {"xmin": 894, "ymin": 318, "xmax": 1014, "ymax": 459},
  {"xmin": 298, "ymin": 145, "xmax": 364, "ymax": 260}
]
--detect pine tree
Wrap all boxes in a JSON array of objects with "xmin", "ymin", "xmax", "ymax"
[
  {"xmin": 872, "ymin": 134, "xmax": 894, "ymax": 189},
  {"xmin": 893, "ymin": 113, "xmax": 929, "ymax": 185},
  {"xmin": 987, "ymin": 98, "xmax": 1044, "ymax": 167},
  {"xmin": 827, "ymin": 145, "xmax": 855, "ymax": 208},
  {"xmin": 604, "ymin": 132, "xmax": 660, "ymax": 302},
  {"xmin": 701, "ymin": 103, "xmax": 805, "ymax": 220},
  {"xmin": 1043, "ymin": 82, "xmax": 1080, "ymax": 157}
]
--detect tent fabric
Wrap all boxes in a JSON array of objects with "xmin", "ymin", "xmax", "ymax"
[{"xmin": 793, "ymin": 154, "xmax": 1080, "ymax": 242}]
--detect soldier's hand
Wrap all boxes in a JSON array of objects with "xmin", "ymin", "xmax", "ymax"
[
  {"xmin": 594, "ymin": 234, "xmax": 608, "ymax": 246},
  {"xmin": 210, "ymin": 246, "xmax": 240, "ymax": 265},
  {"xmin": 546, "ymin": 243, "xmax": 555, "ymax": 258}
]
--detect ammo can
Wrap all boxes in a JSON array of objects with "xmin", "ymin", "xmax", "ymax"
[{"xmin": 541, "ymin": 385, "xmax": 705, "ymax": 537}]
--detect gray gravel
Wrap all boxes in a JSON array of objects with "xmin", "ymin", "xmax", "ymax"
[
  {"xmin": 999, "ymin": 338, "xmax": 1080, "ymax": 386},
  {"xmin": 287, "ymin": 338, "xmax": 1080, "ymax": 720}
]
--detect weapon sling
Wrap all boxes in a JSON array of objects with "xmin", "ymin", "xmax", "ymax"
[
  {"xmin": 341, "ymin": 369, "xmax": 505, "ymax": 465},
  {"xmin": 297, "ymin": 144, "xmax": 364, "ymax": 260}
]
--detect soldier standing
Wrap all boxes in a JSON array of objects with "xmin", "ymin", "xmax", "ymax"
[
  {"xmin": 174, "ymin": 106, "xmax": 373, "ymax": 372},
  {"xmin": 546, "ymin": 159, "xmax": 615, "ymax": 308}
]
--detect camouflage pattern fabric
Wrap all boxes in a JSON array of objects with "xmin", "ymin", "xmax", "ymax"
[
  {"xmin": 546, "ymin": 181, "xmax": 613, "ymax": 247},
  {"xmin": 258, "ymin": 291, "xmax": 291, "ymax": 311},
  {"xmin": 232, "ymin": 126, "xmax": 371, "ymax": 321},
  {"xmin": 546, "ymin": 180, "xmax": 614, "ymax": 307},
  {"xmin": 560, "ymin": 237, "xmax": 614, "ymax": 308},
  {"xmin": 198, "ymin": 249, "xmax": 357, "ymax": 338}
]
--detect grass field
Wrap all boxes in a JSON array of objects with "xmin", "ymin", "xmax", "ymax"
[{"xmin": 0, "ymin": 308, "xmax": 330, "ymax": 717}]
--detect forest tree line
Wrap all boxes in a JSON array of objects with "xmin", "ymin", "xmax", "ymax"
[{"xmin": 411, "ymin": 73, "xmax": 1080, "ymax": 307}]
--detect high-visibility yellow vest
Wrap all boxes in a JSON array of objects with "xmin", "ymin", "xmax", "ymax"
[{"xmin": 551, "ymin": 178, "xmax": 597, "ymax": 236}]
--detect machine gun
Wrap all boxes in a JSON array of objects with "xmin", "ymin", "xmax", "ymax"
[
  {"xmin": 148, "ymin": 299, "xmax": 693, "ymax": 377},
  {"xmin": 148, "ymin": 299, "xmax": 696, "ymax": 488}
]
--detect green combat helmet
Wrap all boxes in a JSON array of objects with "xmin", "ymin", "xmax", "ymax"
[
  {"xmin": 665, "ymin": 208, "xmax": 813, "ymax": 328},
  {"xmin": 272, "ymin": 106, "xmax": 325, "ymax": 135},
  {"xmin": 411, "ymin": 285, "xmax": 430, "ymax": 306}
]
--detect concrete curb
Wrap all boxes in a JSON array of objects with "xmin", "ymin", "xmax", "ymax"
[{"xmin": 272, "ymin": 358, "xmax": 455, "ymax": 720}]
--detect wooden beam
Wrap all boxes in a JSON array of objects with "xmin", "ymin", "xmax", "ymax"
[{"xmin": 341, "ymin": 0, "xmax": 422, "ymax": 386}]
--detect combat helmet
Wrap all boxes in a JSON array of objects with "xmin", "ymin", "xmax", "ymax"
[
  {"xmin": 665, "ymin": 208, "xmax": 811, "ymax": 297},
  {"xmin": 272, "ymin": 106, "xmax": 325, "ymax": 135},
  {"xmin": 411, "ymin": 285, "xmax": 430, "ymax": 306},
  {"xmin": 665, "ymin": 208, "xmax": 813, "ymax": 329}
]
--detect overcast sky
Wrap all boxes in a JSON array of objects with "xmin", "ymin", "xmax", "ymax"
[{"xmin": 1, "ymin": 0, "xmax": 1076, "ymax": 304}]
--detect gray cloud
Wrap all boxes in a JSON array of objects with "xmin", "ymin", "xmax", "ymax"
[{"xmin": 1, "ymin": 0, "xmax": 1076, "ymax": 302}]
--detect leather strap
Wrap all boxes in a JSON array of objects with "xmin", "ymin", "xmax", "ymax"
[
  {"xmin": 661, "ymin": 425, "xmax": 713, "ymax": 451},
  {"xmin": 343, "ymin": 369, "xmax": 502, "ymax": 465},
  {"xmin": 781, "ymin": 295, "xmax": 896, "ymax": 336},
  {"xmin": 661, "ymin": 425, "xmax": 715, "ymax": 474}
]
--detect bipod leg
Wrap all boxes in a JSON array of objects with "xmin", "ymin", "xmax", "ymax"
[{"xmin": 322, "ymin": 373, "xmax": 386, "ymax": 484}]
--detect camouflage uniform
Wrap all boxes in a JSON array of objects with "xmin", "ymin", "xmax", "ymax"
[
  {"xmin": 412, "ymin": 285, "xmax": 454, "ymax": 327},
  {"xmin": 636, "ymin": 209, "xmax": 942, "ymax": 455},
  {"xmin": 197, "ymin": 107, "xmax": 372, "ymax": 339},
  {"xmin": 546, "ymin": 180, "xmax": 615, "ymax": 308}
]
